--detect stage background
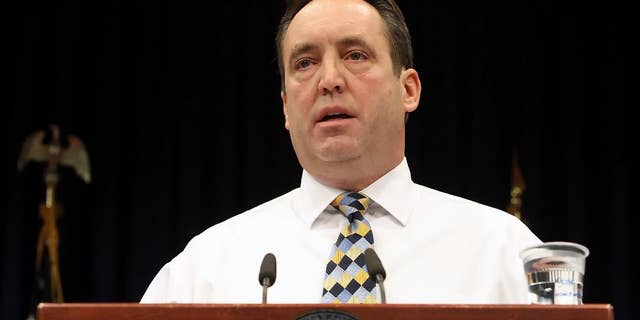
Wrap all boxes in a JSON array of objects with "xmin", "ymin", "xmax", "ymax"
[{"xmin": 3, "ymin": 1, "xmax": 634, "ymax": 319}]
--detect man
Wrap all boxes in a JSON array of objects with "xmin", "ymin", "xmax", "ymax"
[{"xmin": 141, "ymin": 0, "xmax": 540, "ymax": 304}]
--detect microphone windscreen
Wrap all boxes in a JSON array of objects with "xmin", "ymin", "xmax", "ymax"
[
  {"xmin": 258, "ymin": 253, "xmax": 277, "ymax": 286},
  {"xmin": 364, "ymin": 248, "xmax": 386, "ymax": 281}
]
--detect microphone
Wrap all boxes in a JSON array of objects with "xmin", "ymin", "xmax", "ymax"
[
  {"xmin": 364, "ymin": 248, "xmax": 387, "ymax": 303},
  {"xmin": 258, "ymin": 253, "xmax": 277, "ymax": 303}
]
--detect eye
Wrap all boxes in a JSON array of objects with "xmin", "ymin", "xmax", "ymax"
[
  {"xmin": 346, "ymin": 51, "xmax": 368, "ymax": 61},
  {"xmin": 295, "ymin": 58, "xmax": 314, "ymax": 70}
]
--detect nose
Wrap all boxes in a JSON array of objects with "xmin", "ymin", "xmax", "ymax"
[{"xmin": 317, "ymin": 58, "xmax": 345, "ymax": 95}]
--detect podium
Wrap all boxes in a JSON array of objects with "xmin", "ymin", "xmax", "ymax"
[{"xmin": 38, "ymin": 303, "xmax": 614, "ymax": 320}]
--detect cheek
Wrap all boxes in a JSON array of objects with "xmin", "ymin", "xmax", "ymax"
[
  {"xmin": 359, "ymin": 69, "xmax": 396, "ymax": 96},
  {"xmin": 359, "ymin": 73, "xmax": 398, "ymax": 107},
  {"xmin": 289, "ymin": 81, "xmax": 316, "ymax": 107},
  {"xmin": 285, "ymin": 90, "xmax": 314, "ymax": 129},
  {"xmin": 366, "ymin": 83, "xmax": 405, "ymax": 126}
]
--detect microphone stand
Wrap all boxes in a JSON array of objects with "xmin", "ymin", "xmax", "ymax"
[
  {"xmin": 375, "ymin": 274, "xmax": 386, "ymax": 304},
  {"xmin": 261, "ymin": 277, "xmax": 272, "ymax": 303}
]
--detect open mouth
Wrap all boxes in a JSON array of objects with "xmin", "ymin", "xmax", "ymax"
[{"xmin": 320, "ymin": 113, "xmax": 353, "ymax": 122}]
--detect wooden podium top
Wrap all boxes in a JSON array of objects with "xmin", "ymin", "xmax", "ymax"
[{"xmin": 38, "ymin": 303, "xmax": 614, "ymax": 320}]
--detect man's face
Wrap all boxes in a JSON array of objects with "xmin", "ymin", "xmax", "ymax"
[{"xmin": 281, "ymin": 0, "xmax": 419, "ymax": 176}]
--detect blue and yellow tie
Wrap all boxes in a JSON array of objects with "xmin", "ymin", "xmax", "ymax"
[{"xmin": 321, "ymin": 192, "xmax": 377, "ymax": 303}]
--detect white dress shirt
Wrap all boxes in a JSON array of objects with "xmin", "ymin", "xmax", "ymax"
[{"xmin": 141, "ymin": 158, "xmax": 541, "ymax": 303}]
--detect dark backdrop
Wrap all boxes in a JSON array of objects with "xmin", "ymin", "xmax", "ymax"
[{"xmin": 3, "ymin": 1, "xmax": 634, "ymax": 319}]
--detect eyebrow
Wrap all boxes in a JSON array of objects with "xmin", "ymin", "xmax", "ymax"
[
  {"xmin": 288, "ymin": 43, "xmax": 319, "ymax": 66},
  {"xmin": 287, "ymin": 36, "xmax": 377, "ymax": 66},
  {"xmin": 336, "ymin": 36, "xmax": 377, "ymax": 59}
]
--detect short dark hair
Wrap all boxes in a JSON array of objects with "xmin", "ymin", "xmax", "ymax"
[{"xmin": 275, "ymin": 0, "xmax": 414, "ymax": 90}]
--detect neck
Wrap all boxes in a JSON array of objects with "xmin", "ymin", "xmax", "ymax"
[{"xmin": 308, "ymin": 155, "xmax": 403, "ymax": 191}]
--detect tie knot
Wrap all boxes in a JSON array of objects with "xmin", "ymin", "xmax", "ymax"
[{"xmin": 331, "ymin": 192, "xmax": 370, "ymax": 219}]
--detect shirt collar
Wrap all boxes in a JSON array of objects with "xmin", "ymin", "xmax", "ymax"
[{"xmin": 292, "ymin": 158, "xmax": 414, "ymax": 228}]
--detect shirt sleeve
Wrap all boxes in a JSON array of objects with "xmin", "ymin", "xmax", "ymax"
[
  {"xmin": 501, "ymin": 215, "xmax": 543, "ymax": 303},
  {"xmin": 139, "ymin": 235, "xmax": 203, "ymax": 303},
  {"xmin": 140, "ymin": 263, "xmax": 172, "ymax": 303}
]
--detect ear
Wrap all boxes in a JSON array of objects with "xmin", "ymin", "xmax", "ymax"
[
  {"xmin": 281, "ymin": 90, "xmax": 290, "ymax": 130},
  {"xmin": 400, "ymin": 68, "xmax": 421, "ymax": 113}
]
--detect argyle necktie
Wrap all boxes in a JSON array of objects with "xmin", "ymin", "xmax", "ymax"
[{"xmin": 321, "ymin": 192, "xmax": 377, "ymax": 303}]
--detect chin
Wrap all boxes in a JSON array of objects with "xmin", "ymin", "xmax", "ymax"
[{"xmin": 315, "ymin": 144, "xmax": 361, "ymax": 163}]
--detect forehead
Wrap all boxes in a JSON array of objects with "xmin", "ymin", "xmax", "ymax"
[{"xmin": 283, "ymin": 0, "xmax": 388, "ymax": 55}]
